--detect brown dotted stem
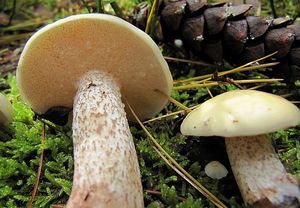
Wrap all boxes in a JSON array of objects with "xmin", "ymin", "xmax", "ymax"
[
  {"xmin": 67, "ymin": 71, "xmax": 144, "ymax": 208},
  {"xmin": 225, "ymin": 135, "xmax": 300, "ymax": 207}
]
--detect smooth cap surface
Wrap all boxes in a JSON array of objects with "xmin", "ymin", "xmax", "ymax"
[
  {"xmin": 17, "ymin": 14, "xmax": 173, "ymax": 120},
  {"xmin": 0, "ymin": 94, "xmax": 12, "ymax": 125},
  {"xmin": 204, "ymin": 160, "xmax": 228, "ymax": 179},
  {"xmin": 181, "ymin": 90, "xmax": 300, "ymax": 137}
]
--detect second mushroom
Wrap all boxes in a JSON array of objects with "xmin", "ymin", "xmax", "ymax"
[
  {"xmin": 17, "ymin": 14, "xmax": 173, "ymax": 207},
  {"xmin": 181, "ymin": 89, "xmax": 300, "ymax": 208}
]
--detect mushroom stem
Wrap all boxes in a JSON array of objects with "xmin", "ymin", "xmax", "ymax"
[
  {"xmin": 225, "ymin": 135, "xmax": 300, "ymax": 208},
  {"xmin": 67, "ymin": 71, "xmax": 144, "ymax": 208}
]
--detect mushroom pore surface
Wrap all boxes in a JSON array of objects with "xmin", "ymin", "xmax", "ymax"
[{"xmin": 17, "ymin": 14, "xmax": 172, "ymax": 120}]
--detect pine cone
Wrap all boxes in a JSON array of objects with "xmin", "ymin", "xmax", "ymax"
[{"xmin": 132, "ymin": 0, "xmax": 300, "ymax": 81}]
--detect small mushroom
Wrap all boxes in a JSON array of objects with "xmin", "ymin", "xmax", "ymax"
[
  {"xmin": 0, "ymin": 93, "xmax": 12, "ymax": 125},
  {"xmin": 204, "ymin": 160, "xmax": 228, "ymax": 179},
  {"xmin": 17, "ymin": 14, "xmax": 173, "ymax": 207},
  {"xmin": 181, "ymin": 90, "xmax": 300, "ymax": 207}
]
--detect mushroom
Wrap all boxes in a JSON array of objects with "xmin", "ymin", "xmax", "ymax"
[
  {"xmin": 0, "ymin": 93, "xmax": 12, "ymax": 125},
  {"xmin": 181, "ymin": 90, "xmax": 300, "ymax": 207},
  {"xmin": 17, "ymin": 14, "xmax": 173, "ymax": 207},
  {"xmin": 204, "ymin": 160, "xmax": 228, "ymax": 180}
]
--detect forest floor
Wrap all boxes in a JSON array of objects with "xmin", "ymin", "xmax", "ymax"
[{"xmin": 0, "ymin": 0, "xmax": 299, "ymax": 207}]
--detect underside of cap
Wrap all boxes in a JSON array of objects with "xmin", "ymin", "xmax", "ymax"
[
  {"xmin": 17, "ymin": 14, "xmax": 173, "ymax": 120},
  {"xmin": 181, "ymin": 90, "xmax": 300, "ymax": 137}
]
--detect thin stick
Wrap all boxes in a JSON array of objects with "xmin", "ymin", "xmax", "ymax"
[
  {"xmin": 247, "ymin": 84, "xmax": 266, "ymax": 90},
  {"xmin": 28, "ymin": 123, "xmax": 45, "ymax": 208},
  {"xmin": 164, "ymin": 56, "xmax": 214, "ymax": 67},
  {"xmin": 152, "ymin": 146, "xmax": 225, "ymax": 206},
  {"xmin": 200, "ymin": 52, "xmax": 278, "ymax": 83},
  {"xmin": 280, "ymin": 93, "xmax": 293, "ymax": 98},
  {"xmin": 110, "ymin": 2, "xmax": 124, "ymax": 18},
  {"xmin": 143, "ymin": 104, "xmax": 200, "ymax": 124},
  {"xmin": 206, "ymin": 87, "xmax": 214, "ymax": 98},
  {"xmin": 155, "ymin": 90, "xmax": 191, "ymax": 112},
  {"xmin": 167, "ymin": 96, "xmax": 191, "ymax": 112},
  {"xmin": 174, "ymin": 79, "xmax": 282, "ymax": 90},
  {"xmin": 1, "ymin": 18, "xmax": 47, "ymax": 32},
  {"xmin": 126, "ymin": 101, "xmax": 227, "ymax": 208},
  {"xmin": 0, "ymin": 32, "xmax": 33, "ymax": 45},
  {"xmin": 174, "ymin": 62, "xmax": 279, "ymax": 84},
  {"xmin": 0, "ymin": 48, "xmax": 9, "ymax": 55}
]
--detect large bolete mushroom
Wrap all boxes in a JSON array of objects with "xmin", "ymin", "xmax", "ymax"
[
  {"xmin": 181, "ymin": 90, "xmax": 300, "ymax": 207},
  {"xmin": 0, "ymin": 93, "xmax": 12, "ymax": 126},
  {"xmin": 17, "ymin": 14, "xmax": 173, "ymax": 207}
]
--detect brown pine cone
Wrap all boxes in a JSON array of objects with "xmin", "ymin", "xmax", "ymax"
[{"xmin": 132, "ymin": 0, "xmax": 300, "ymax": 82}]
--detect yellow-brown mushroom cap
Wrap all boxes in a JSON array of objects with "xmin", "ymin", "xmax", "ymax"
[
  {"xmin": 181, "ymin": 90, "xmax": 300, "ymax": 137},
  {"xmin": 17, "ymin": 14, "xmax": 173, "ymax": 120}
]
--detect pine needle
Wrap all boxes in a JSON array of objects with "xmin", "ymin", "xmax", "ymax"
[
  {"xmin": 206, "ymin": 87, "xmax": 214, "ymax": 98},
  {"xmin": 1, "ymin": 18, "xmax": 47, "ymax": 32},
  {"xmin": 198, "ymin": 52, "xmax": 278, "ymax": 83},
  {"xmin": 28, "ymin": 123, "xmax": 45, "ymax": 208},
  {"xmin": 126, "ymin": 100, "xmax": 227, "ymax": 208},
  {"xmin": 145, "ymin": 0, "xmax": 159, "ymax": 34},
  {"xmin": 143, "ymin": 104, "xmax": 200, "ymax": 124},
  {"xmin": 164, "ymin": 56, "xmax": 214, "ymax": 67},
  {"xmin": 173, "ymin": 78, "xmax": 282, "ymax": 90},
  {"xmin": 155, "ymin": 89, "xmax": 191, "ymax": 112},
  {"xmin": 0, "ymin": 32, "xmax": 33, "ymax": 45},
  {"xmin": 174, "ymin": 62, "xmax": 279, "ymax": 84},
  {"xmin": 168, "ymin": 96, "xmax": 191, "ymax": 112}
]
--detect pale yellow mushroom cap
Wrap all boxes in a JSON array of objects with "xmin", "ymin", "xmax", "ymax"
[
  {"xmin": 0, "ymin": 94, "xmax": 12, "ymax": 125},
  {"xmin": 181, "ymin": 90, "xmax": 300, "ymax": 137},
  {"xmin": 17, "ymin": 14, "xmax": 173, "ymax": 120}
]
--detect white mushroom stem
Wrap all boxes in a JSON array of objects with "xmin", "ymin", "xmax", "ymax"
[
  {"xmin": 67, "ymin": 71, "xmax": 143, "ymax": 208},
  {"xmin": 225, "ymin": 135, "xmax": 300, "ymax": 207}
]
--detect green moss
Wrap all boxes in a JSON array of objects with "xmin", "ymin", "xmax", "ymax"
[
  {"xmin": 0, "ymin": 75, "xmax": 73, "ymax": 207},
  {"xmin": 1, "ymin": 74, "xmax": 299, "ymax": 207}
]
